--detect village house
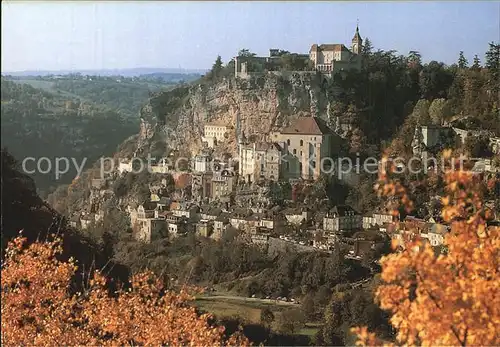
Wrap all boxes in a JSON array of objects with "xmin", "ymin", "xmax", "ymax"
[
  {"xmin": 192, "ymin": 171, "xmax": 214, "ymax": 201},
  {"xmin": 212, "ymin": 213, "xmax": 230, "ymax": 240},
  {"xmin": 490, "ymin": 137, "xmax": 500, "ymax": 154},
  {"xmin": 323, "ymin": 205, "xmax": 362, "ymax": 232},
  {"xmin": 69, "ymin": 215, "xmax": 80, "ymax": 228},
  {"xmin": 134, "ymin": 214, "xmax": 167, "ymax": 243},
  {"xmin": 80, "ymin": 214, "xmax": 94, "ymax": 229},
  {"xmin": 192, "ymin": 152, "xmax": 213, "ymax": 173},
  {"xmin": 283, "ymin": 207, "xmax": 309, "ymax": 225},
  {"xmin": 309, "ymin": 25, "xmax": 363, "ymax": 73},
  {"xmin": 150, "ymin": 157, "xmax": 173, "ymax": 174},
  {"xmin": 251, "ymin": 227, "xmax": 271, "ymax": 245},
  {"xmin": 200, "ymin": 205, "xmax": 223, "ymax": 220},
  {"xmin": 211, "ymin": 170, "xmax": 236, "ymax": 201},
  {"xmin": 201, "ymin": 122, "xmax": 230, "ymax": 148},
  {"xmin": 229, "ymin": 208, "xmax": 259, "ymax": 232},
  {"xmin": 238, "ymin": 139, "xmax": 284, "ymax": 183},
  {"xmin": 421, "ymin": 223, "xmax": 449, "ymax": 247},
  {"xmin": 363, "ymin": 212, "xmax": 397, "ymax": 229},
  {"xmin": 156, "ymin": 197, "xmax": 171, "ymax": 211},
  {"xmin": 259, "ymin": 213, "xmax": 285, "ymax": 232},
  {"xmin": 163, "ymin": 213, "xmax": 188, "ymax": 237},
  {"xmin": 197, "ymin": 219, "xmax": 214, "ymax": 238},
  {"xmin": 170, "ymin": 202, "xmax": 200, "ymax": 221},
  {"xmin": 270, "ymin": 116, "xmax": 342, "ymax": 180}
]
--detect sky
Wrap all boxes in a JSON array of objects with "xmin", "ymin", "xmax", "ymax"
[{"xmin": 2, "ymin": 1, "xmax": 499, "ymax": 72}]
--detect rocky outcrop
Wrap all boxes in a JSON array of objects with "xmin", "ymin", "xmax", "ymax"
[{"xmin": 136, "ymin": 72, "xmax": 335, "ymax": 158}]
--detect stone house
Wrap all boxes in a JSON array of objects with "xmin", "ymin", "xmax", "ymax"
[
  {"xmin": 202, "ymin": 122, "xmax": 229, "ymax": 148},
  {"xmin": 323, "ymin": 205, "xmax": 362, "ymax": 232},
  {"xmin": 69, "ymin": 215, "xmax": 80, "ymax": 228},
  {"xmin": 200, "ymin": 206, "xmax": 223, "ymax": 221},
  {"xmin": 238, "ymin": 140, "xmax": 284, "ymax": 183},
  {"xmin": 270, "ymin": 116, "xmax": 342, "ymax": 180},
  {"xmin": 490, "ymin": 137, "xmax": 500, "ymax": 154},
  {"xmin": 80, "ymin": 213, "xmax": 95, "ymax": 230},
  {"xmin": 259, "ymin": 214, "xmax": 285, "ymax": 232},
  {"xmin": 283, "ymin": 207, "xmax": 309, "ymax": 225},
  {"xmin": 421, "ymin": 223, "xmax": 448, "ymax": 247},
  {"xmin": 211, "ymin": 170, "xmax": 236, "ymax": 201},
  {"xmin": 134, "ymin": 217, "xmax": 166, "ymax": 243},
  {"xmin": 192, "ymin": 172, "xmax": 213, "ymax": 201},
  {"xmin": 197, "ymin": 219, "xmax": 214, "ymax": 238},
  {"xmin": 213, "ymin": 213, "xmax": 230, "ymax": 240},
  {"xmin": 193, "ymin": 153, "xmax": 213, "ymax": 173},
  {"xmin": 363, "ymin": 212, "xmax": 397, "ymax": 229},
  {"xmin": 251, "ymin": 228, "xmax": 271, "ymax": 245}
]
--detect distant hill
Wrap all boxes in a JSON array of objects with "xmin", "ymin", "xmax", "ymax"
[
  {"xmin": 2, "ymin": 67, "xmax": 207, "ymax": 77},
  {"xmin": 1, "ymin": 78, "xmax": 139, "ymax": 197}
]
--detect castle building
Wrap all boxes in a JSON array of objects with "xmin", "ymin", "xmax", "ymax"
[
  {"xmin": 309, "ymin": 25, "xmax": 363, "ymax": 73},
  {"xmin": 234, "ymin": 25, "xmax": 363, "ymax": 77}
]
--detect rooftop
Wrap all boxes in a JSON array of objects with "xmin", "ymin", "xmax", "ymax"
[
  {"xmin": 310, "ymin": 44, "xmax": 350, "ymax": 53},
  {"xmin": 281, "ymin": 116, "xmax": 334, "ymax": 135}
]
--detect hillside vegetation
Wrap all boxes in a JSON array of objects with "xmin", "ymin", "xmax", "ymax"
[{"xmin": 1, "ymin": 79, "xmax": 138, "ymax": 196}]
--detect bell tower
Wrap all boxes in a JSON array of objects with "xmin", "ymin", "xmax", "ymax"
[{"xmin": 351, "ymin": 21, "xmax": 362, "ymax": 55}]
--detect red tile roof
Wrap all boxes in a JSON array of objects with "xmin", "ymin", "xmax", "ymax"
[{"xmin": 281, "ymin": 116, "xmax": 333, "ymax": 135}]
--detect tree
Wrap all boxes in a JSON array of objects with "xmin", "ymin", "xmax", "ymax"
[
  {"xmin": 277, "ymin": 308, "xmax": 306, "ymax": 335},
  {"xmin": 485, "ymin": 42, "xmax": 500, "ymax": 94},
  {"xmin": 353, "ymin": 154, "xmax": 500, "ymax": 346},
  {"xmin": 362, "ymin": 37, "xmax": 373, "ymax": 57},
  {"xmin": 1, "ymin": 236, "xmax": 249, "ymax": 346},
  {"xmin": 280, "ymin": 53, "xmax": 311, "ymax": 71},
  {"xmin": 458, "ymin": 51, "xmax": 468, "ymax": 69},
  {"xmin": 428, "ymin": 98, "xmax": 452, "ymax": 125},
  {"xmin": 238, "ymin": 49, "xmax": 256, "ymax": 57},
  {"xmin": 408, "ymin": 51, "xmax": 422, "ymax": 69},
  {"xmin": 211, "ymin": 55, "xmax": 223, "ymax": 79},
  {"xmin": 472, "ymin": 54, "xmax": 481, "ymax": 70},
  {"xmin": 260, "ymin": 308, "xmax": 275, "ymax": 328}
]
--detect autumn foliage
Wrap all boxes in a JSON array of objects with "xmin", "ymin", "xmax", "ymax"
[
  {"xmin": 1, "ymin": 236, "xmax": 249, "ymax": 346},
  {"xmin": 353, "ymin": 153, "xmax": 500, "ymax": 346}
]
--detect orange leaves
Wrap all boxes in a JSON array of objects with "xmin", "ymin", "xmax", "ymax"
[
  {"xmin": 1, "ymin": 237, "xmax": 249, "ymax": 346},
  {"xmin": 354, "ymin": 166, "xmax": 500, "ymax": 346}
]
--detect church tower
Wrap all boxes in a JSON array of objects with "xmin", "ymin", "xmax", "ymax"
[{"xmin": 351, "ymin": 23, "xmax": 362, "ymax": 55}]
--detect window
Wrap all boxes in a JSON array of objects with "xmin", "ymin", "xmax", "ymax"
[
  {"xmin": 293, "ymin": 149, "xmax": 297, "ymax": 155},
  {"xmin": 287, "ymin": 139, "xmax": 290, "ymax": 146},
  {"xmin": 300, "ymin": 140, "xmax": 303, "ymax": 146},
  {"xmin": 300, "ymin": 151, "xmax": 302, "ymax": 156},
  {"xmin": 312, "ymin": 161, "xmax": 316, "ymax": 168}
]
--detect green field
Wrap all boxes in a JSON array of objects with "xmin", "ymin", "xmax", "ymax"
[
  {"xmin": 11, "ymin": 78, "xmax": 87, "ymax": 101},
  {"xmin": 193, "ymin": 295, "xmax": 321, "ymax": 341}
]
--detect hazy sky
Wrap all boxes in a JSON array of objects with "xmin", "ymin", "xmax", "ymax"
[{"xmin": 2, "ymin": 1, "xmax": 499, "ymax": 72}]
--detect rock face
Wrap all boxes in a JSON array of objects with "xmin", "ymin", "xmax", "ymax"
[
  {"xmin": 52, "ymin": 73, "xmax": 341, "ymax": 220},
  {"xmin": 137, "ymin": 72, "xmax": 335, "ymax": 158}
]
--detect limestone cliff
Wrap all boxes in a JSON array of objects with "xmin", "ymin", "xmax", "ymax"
[
  {"xmin": 51, "ymin": 73, "xmax": 342, "ymax": 220},
  {"xmin": 136, "ymin": 72, "xmax": 339, "ymax": 158}
]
